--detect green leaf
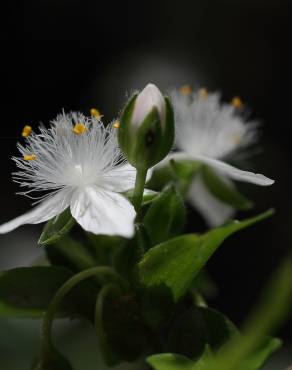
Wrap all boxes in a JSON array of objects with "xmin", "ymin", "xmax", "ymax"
[
  {"xmin": 45, "ymin": 235, "xmax": 97, "ymax": 273},
  {"xmin": 113, "ymin": 224, "xmax": 151, "ymax": 282},
  {"xmin": 147, "ymin": 159, "xmax": 200, "ymax": 192},
  {"xmin": 147, "ymin": 338, "xmax": 281, "ymax": 370},
  {"xmin": 86, "ymin": 234, "xmax": 124, "ymax": 265},
  {"xmin": 0, "ymin": 267, "xmax": 96, "ymax": 319},
  {"xmin": 167, "ymin": 307, "xmax": 238, "ymax": 359},
  {"xmin": 138, "ymin": 210, "xmax": 274, "ymax": 302},
  {"xmin": 203, "ymin": 257, "xmax": 292, "ymax": 370},
  {"xmin": 237, "ymin": 337, "xmax": 282, "ymax": 370},
  {"xmin": 147, "ymin": 346, "xmax": 212, "ymax": 370},
  {"xmin": 125, "ymin": 189, "xmax": 159, "ymax": 206},
  {"xmin": 147, "ymin": 353, "xmax": 195, "ymax": 370},
  {"xmin": 147, "ymin": 163, "xmax": 174, "ymax": 190},
  {"xmin": 201, "ymin": 166, "xmax": 252, "ymax": 210},
  {"xmin": 144, "ymin": 185, "xmax": 186, "ymax": 244},
  {"xmin": 170, "ymin": 159, "xmax": 201, "ymax": 194},
  {"xmin": 39, "ymin": 209, "xmax": 75, "ymax": 246}
]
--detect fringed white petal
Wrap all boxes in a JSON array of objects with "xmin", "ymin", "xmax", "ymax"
[
  {"xmin": 191, "ymin": 155, "xmax": 274, "ymax": 186},
  {"xmin": 0, "ymin": 190, "xmax": 70, "ymax": 234},
  {"xmin": 70, "ymin": 186, "xmax": 136, "ymax": 238},
  {"xmin": 187, "ymin": 175, "xmax": 235, "ymax": 227}
]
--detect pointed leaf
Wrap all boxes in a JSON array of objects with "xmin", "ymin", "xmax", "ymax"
[
  {"xmin": 0, "ymin": 267, "xmax": 96, "ymax": 319},
  {"xmin": 167, "ymin": 307, "xmax": 238, "ymax": 359},
  {"xmin": 138, "ymin": 210, "xmax": 273, "ymax": 302},
  {"xmin": 113, "ymin": 224, "xmax": 151, "ymax": 282},
  {"xmin": 45, "ymin": 235, "xmax": 96, "ymax": 272},
  {"xmin": 86, "ymin": 234, "xmax": 124, "ymax": 265},
  {"xmin": 170, "ymin": 159, "xmax": 201, "ymax": 194},
  {"xmin": 39, "ymin": 209, "xmax": 75, "ymax": 246},
  {"xmin": 147, "ymin": 353, "xmax": 195, "ymax": 370},
  {"xmin": 201, "ymin": 166, "xmax": 252, "ymax": 210},
  {"xmin": 237, "ymin": 337, "xmax": 282, "ymax": 370},
  {"xmin": 125, "ymin": 189, "xmax": 159, "ymax": 206},
  {"xmin": 144, "ymin": 185, "xmax": 186, "ymax": 244}
]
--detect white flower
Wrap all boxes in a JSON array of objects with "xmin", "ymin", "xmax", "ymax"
[
  {"xmin": 0, "ymin": 112, "xmax": 139, "ymax": 238},
  {"xmin": 131, "ymin": 83, "xmax": 166, "ymax": 128},
  {"xmin": 167, "ymin": 88, "xmax": 274, "ymax": 226}
]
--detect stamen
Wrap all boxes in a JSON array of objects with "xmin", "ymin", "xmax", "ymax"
[
  {"xmin": 73, "ymin": 123, "xmax": 87, "ymax": 135},
  {"xmin": 23, "ymin": 154, "xmax": 36, "ymax": 161},
  {"xmin": 90, "ymin": 108, "xmax": 101, "ymax": 119},
  {"xmin": 198, "ymin": 87, "xmax": 208, "ymax": 99},
  {"xmin": 22, "ymin": 125, "xmax": 32, "ymax": 138},
  {"xmin": 179, "ymin": 85, "xmax": 192, "ymax": 95},
  {"xmin": 231, "ymin": 96, "xmax": 243, "ymax": 108},
  {"xmin": 113, "ymin": 120, "xmax": 120, "ymax": 129}
]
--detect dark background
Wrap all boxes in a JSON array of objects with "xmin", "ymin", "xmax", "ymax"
[{"xmin": 0, "ymin": 0, "xmax": 291, "ymax": 366}]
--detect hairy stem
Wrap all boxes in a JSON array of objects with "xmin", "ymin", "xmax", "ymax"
[
  {"xmin": 95, "ymin": 283, "xmax": 122, "ymax": 364},
  {"xmin": 41, "ymin": 266, "xmax": 128, "ymax": 361},
  {"xmin": 132, "ymin": 167, "xmax": 148, "ymax": 218}
]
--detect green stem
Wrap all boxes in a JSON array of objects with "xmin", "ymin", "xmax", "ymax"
[
  {"xmin": 95, "ymin": 283, "xmax": 122, "ymax": 364},
  {"xmin": 132, "ymin": 167, "xmax": 148, "ymax": 217},
  {"xmin": 41, "ymin": 266, "xmax": 128, "ymax": 361}
]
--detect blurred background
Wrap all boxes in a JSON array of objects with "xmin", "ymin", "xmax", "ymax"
[{"xmin": 0, "ymin": 0, "xmax": 291, "ymax": 368}]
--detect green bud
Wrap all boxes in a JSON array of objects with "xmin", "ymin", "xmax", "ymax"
[{"xmin": 118, "ymin": 83, "xmax": 174, "ymax": 170}]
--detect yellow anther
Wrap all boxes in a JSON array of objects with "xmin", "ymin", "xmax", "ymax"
[
  {"xmin": 198, "ymin": 87, "xmax": 208, "ymax": 99},
  {"xmin": 113, "ymin": 120, "xmax": 120, "ymax": 129},
  {"xmin": 231, "ymin": 96, "xmax": 243, "ymax": 108},
  {"xmin": 73, "ymin": 123, "xmax": 87, "ymax": 135},
  {"xmin": 22, "ymin": 125, "xmax": 32, "ymax": 138},
  {"xmin": 23, "ymin": 154, "xmax": 36, "ymax": 161},
  {"xmin": 179, "ymin": 85, "xmax": 192, "ymax": 95},
  {"xmin": 90, "ymin": 108, "xmax": 101, "ymax": 119}
]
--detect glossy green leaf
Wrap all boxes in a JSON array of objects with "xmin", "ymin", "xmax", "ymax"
[
  {"xmin": 147, "ymin": 338, "xmax": 281, "ymax": 370},
  {"xmin": 147, "ymin": 346, "xmax": 212, "ymax": 370},
  {"xmin": 139, "ymin": 210, "xmax": 273, "ymax": 302},
  {"xmin": 201, "ymin": 166, "xmax": 252, "ymax": 210},
  {"xmin": 39, "ymin": 209, "xmax": 75, "ymax": 246},
  {"xmin": 237, "ymin": 337, "xmax": 282, "ymax": 370},
  {"xmin": 167, "ymin": 307, "xmax": 238, "ymax": 359},
  {"xmin": 144, "ymin": 185, "xmax": 186, "ymax": 244},
  {"xmin": 0, "ymin": 267, "xmax": 96, "ymax": 319},
  {"xmin": 45, "ymin": 235, "xmax": 96, "ymax": 273},
  {"xmin": 147, "ymin": 353, "xmax": 196, "ymax": 370}
]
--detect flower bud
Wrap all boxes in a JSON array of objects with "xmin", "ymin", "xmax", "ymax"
[{"xmin": 118, "ymin": 83, "xmax": 174, "ymax": 170}]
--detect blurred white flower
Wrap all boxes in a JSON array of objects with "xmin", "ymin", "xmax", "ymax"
[
  {"xmin": 0, "ymin": 112, "xmax": 138, "ymax": 238},
  {"xmin": 168, "ymin": 87, "xmax": 274, "ymax": 226}
]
